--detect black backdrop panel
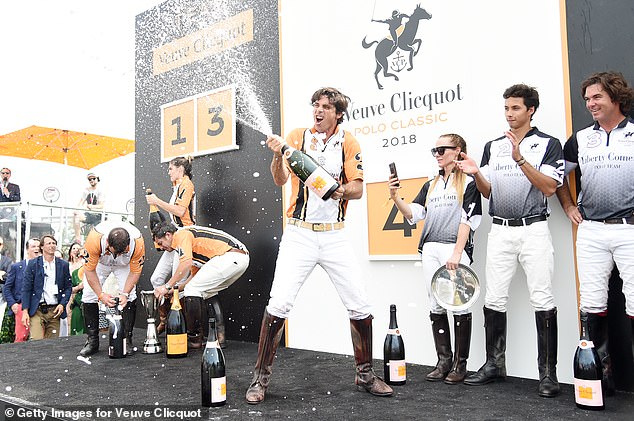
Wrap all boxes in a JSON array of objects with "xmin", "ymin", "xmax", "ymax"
[
  {"xmin": 134, "ymin": 0, "xmax": 281, "ymax": 343},
  {"xmin": 566, "ymin": 0, "xmax": 634, "ymax": 391}
]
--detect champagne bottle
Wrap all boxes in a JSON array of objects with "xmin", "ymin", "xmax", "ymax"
[
  {"xmin": 166, "ymin": 287, "xmax": 188, "ymax": 358},
  {"xmin": 383, "ymin": 304, "xmax": 406, "ymax": 385},
  {"xmin": 108, "ymin": 297, "xmax": 126, "ymax": 359},
  {"xmin": 573, "ymin": 312, "xmax": 604, "ymax": 410},
  {"xmin": 280, "ymin": 144, "xmax": 340, "ymax": 200},
  {"xmin": 201, "ymin": 317, "xmax": 227, "ymax": 407}
]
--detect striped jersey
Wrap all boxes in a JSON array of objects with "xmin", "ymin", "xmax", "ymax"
[
  {"xmin": 170, "ymin": 175, "xmax": 195, "ymax": 227},
  {"xmin": 408, "ymin": 172, "xmax": 482, "ymax": 254},
  {"xmin": 563, "ymin": 117, "xmax": 634, "ymax": 220},
  {"xmin": 285, "ymin": 126, "xmax": 363, "ymax": 223},
  {"xmin": 171, "ymin": 225, "xmax": 247, "ymax": 269},
  {"xmin": 480, "ymin": 128, "xmax": 564, "ymax": 219}
]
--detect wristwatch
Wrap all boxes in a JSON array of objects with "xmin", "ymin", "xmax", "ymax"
[{"xmin": 120, "ymin": 292, "xmax": 130, "ymax": 298}]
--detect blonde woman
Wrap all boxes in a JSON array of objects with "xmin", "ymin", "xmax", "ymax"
[{"xmin": 388, "ymin": 133, "xmax": 482, "ymax": 384}]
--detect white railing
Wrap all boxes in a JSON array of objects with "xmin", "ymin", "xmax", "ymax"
[{"xmin": 0, "ymin": 201, "xmax": 134, "ymax": 261}]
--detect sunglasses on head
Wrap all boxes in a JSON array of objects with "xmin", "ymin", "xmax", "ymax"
[{"xmin": 430, "ymin": 146, "xmax": 457, "ymax": 156}]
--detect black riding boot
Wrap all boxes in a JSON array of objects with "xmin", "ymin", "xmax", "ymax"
[
  {"xmin": 586, "ymin": 312, "xmax": 615, "ymax": 396},
  {"xmin": 426, "ymin": 313, "xmax": 453, "ymax": 381},
  {"xmin": 79, "ymin": 303, "xmax": 100, "ymax": 357},
  {"xmin": 206, "ymin": 295, "xmax": 226, "ymax": 348},
  {"xmin": 536, "ymin": 309, "xmax": 560, "ymax": 397},
  {"xmin": 184, "ymin": 296, "xmax": 204, "ymax": 349},
  {"xmin": 464, "ymin": 307, "xmax": 507, "ymax": 385},
  {"xmin": 122, "ymin": 300, "xmax": 137, "ymax": 356},
  {"xmin": 445, "ymin": 313, "xmax": 472, "ymax": 384}
]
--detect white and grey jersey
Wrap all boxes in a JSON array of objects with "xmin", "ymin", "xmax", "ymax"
[
  {"xmin": 408, "ymin": 173, "xmax": 482, "ymax": 254},
  {"xmin": 481, "ymin": 128, "xmax": 564, "ymax": 219},
  {"xmin": 563, "ymin": 117, "xmax": 634, "ymax": 220}
]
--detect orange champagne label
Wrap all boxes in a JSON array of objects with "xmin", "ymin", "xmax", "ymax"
[
  {"xmin": 167, "ymin": 333, "xmax": 187, "ymax": 354},
  {"xmin": 389, "ymin": 360, "xmax": 406, "ymax": 382},
  {"xmin": 574, "ymin": 379, "xmax": 603, "ymax": 407},
  {"xmin": 211, "ymin": 376, "xmax": 227, "ymax": 403}
]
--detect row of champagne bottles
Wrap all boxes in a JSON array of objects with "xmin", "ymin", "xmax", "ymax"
[
  {"xmin": 107, "ymin": 292, "xmax": 226, "ymax": 407},
  {"xmin": 385, "ymin": 306, "xmax": 608, "ymax": 411},
  {"xmin": 108, "ymin": 296, "xmax": 606, "ymax": 409}
]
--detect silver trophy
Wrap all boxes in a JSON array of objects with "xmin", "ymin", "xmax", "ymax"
[
  {"xmin": 431, "ymin": 264, "xmax": 481, "ymax": 311},
  {"xmin": 140, "ymin": 290, "xmax": 163, "ymax": 354}
]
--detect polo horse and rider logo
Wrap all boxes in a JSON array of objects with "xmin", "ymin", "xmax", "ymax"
[{"xmin": 362, "ymin": 4, "xmax": 432, "ymax": 90}]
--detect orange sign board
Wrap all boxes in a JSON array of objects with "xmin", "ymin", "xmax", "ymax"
[
  {"xmin": 162, "ymin": 100, "xmax": 196, "ymax": 159},
  {"xmin": 366, "ymin": 177, "xmax": 427, "ymax": 258},
  {"xmin": 161, "ymin": 85, "xmax": 236, "ymax": 162},
  {"xmin": 197, "ymin": 88, "xmax": 236, "ymax": 154}
]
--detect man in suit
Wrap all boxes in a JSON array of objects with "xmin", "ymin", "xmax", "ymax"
[
  {"xmin": 0, "ymin": 168, "xmax": 21, "ymax": 203},
  {"xmin": 21, "ymin": 235, "xmax": 72, "ymax": 340},
  {"xmin": 3, "ymin": 238, "xmax": 40, "ymax": 342}
]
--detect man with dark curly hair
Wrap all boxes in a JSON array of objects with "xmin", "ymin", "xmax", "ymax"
[{"xmin": 557, "ymin": 71, "xmax": 634, "ymax": 397}]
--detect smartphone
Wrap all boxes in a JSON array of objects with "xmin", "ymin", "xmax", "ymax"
[{"xmin": 389, "ymin": 162, "xmax": 400, "ymax": 187}]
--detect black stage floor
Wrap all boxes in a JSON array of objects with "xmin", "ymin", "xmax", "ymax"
[{"xmin": 0, "ymin": 328, "xmax": 632, "ymax": 420}]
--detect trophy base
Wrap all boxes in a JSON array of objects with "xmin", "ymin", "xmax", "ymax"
[{"xmin": 143, "ymin": 341, "xmax": 163, "ymax": 354}]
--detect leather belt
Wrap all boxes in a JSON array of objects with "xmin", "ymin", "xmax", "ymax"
[
  {"xmin": 288, "ymin": 218, "xmax": 344, "ymax": 232},
  {"xmin": 38, "ymin": 303, "xmax": 57, "ymax": 314},
  {"xmin": 228, "ymin": 247, "xmax": 249, "ymax": 255},
  {"xmin": 597, "ymin": 216, "xmax": 634, "ymax": 225},
  {"xmin": 492, "ymin": 215, "xmax": 547, "ymax": 227}
]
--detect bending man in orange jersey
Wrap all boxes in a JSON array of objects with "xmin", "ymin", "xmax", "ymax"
[
  {"xmin": 152, "ymin": 222, "xmax": 249, "ymax": 349},
  {"xmin": 78, "ymin": 221, "xmax": 145, "ymax": 358}
]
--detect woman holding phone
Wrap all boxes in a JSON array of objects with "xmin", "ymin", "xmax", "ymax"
[{"xmin": 388, "ymin": 133, "xmax": 482, "ymax": 384}]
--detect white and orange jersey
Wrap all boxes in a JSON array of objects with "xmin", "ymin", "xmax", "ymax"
[
  {"xmin": 285, "ymin": 126, "xmax": 363, "ymax": 223},
  {"xmin": 84, "ymin": 221, "xmax": 146, "ymax": 274},
  {"xmin": 172, "ymin": 225, "xmax": 247, "ymax": 268},
  {"xmin": 170, "ymin": 175, "xmax": 196, "ymax": 227}
]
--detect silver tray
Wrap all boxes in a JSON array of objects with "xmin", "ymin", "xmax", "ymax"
[{"xmin": 430, "ymin": 264, "xmax": 480, "ymax": 311}]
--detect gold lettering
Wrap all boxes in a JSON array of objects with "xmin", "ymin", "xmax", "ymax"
[{"xmin": 153, "ymin": 9, "xmax": 254, "ymax": 75}]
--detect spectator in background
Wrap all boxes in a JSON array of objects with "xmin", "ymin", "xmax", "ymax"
[
  {"xmin": 0, "ymin": 237, "xmax": 15, "ymax": 343},
  {"xmin": 66, "ymin": 242, "xmax": 86, "ymax": 336},
  {"xmin": 21, "ymin": 235, "xmax": 72, "ymax": 340},
  {"xmin": 0, "ymin": 237, "xmax": 12, "ymax": 281},
  {"xmin": 2, "ymin": 238, "xmax": 40, "ymax": 342},
  {"xmin": 0, "ymin": 168, "xmax": 21, "ymax": 203},
  {"xmin": 73, "ymin": 173, "xmax": 105, "ymax": 243}
]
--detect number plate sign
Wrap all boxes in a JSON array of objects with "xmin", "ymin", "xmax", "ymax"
[
  {"xmin": 366, "ymin": 177, "xmax": 427, "ymax": 259},
  {"xmin": 161, "ymin": 85, "xmax": 237, "ymax": 162}
]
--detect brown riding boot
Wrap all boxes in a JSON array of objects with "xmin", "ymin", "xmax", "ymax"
[
  {"xmin": 183, "ymin": 296, "xmax": 203, "ymax": 349},
  {"xmin": 156, "ymin": 299, "xmax": 169, "ymax": 335},
  {"xmin": 445, "ymin": 313, "xmax": 472, "ymax": 384},
  {"xmin": 350, "ymin": 316, "xmax": 393, "ymax": 397},
  {"xmin": 426, "ymin": 313, "xmax": 453, "ymax": 381},
  {"xmin": 245, "ymin": 310, "xmax": 286, "ymax": 404}
]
